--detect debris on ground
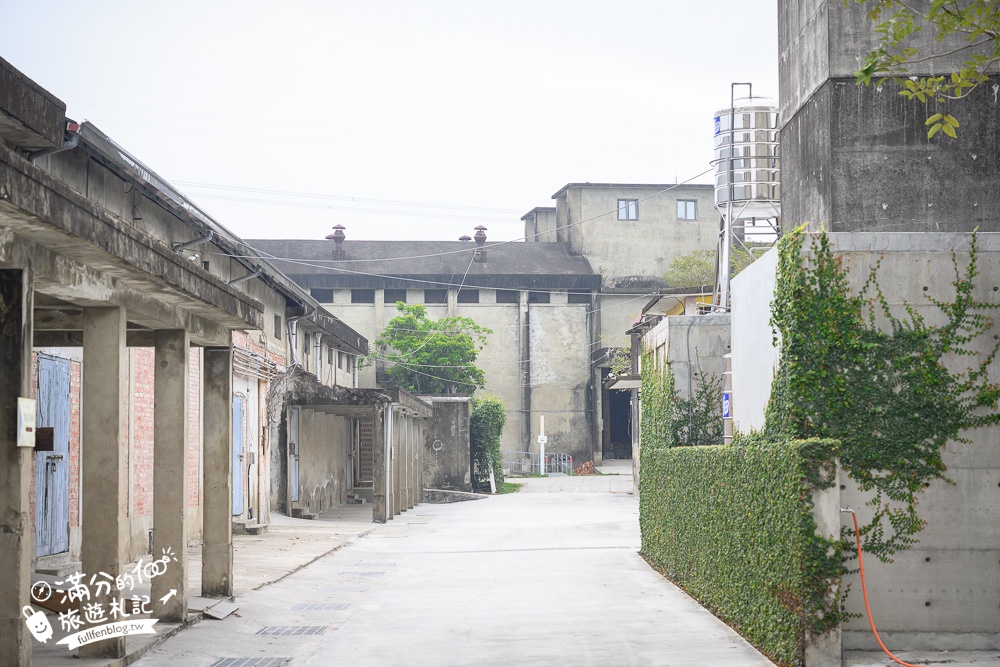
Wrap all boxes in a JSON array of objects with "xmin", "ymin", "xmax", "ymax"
[{"xmin": 574, "ymin": 461, "xmax": 596, "ymax": 475}]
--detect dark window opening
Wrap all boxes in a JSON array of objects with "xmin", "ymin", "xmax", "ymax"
[
  {"xmin": 302, "ymin": 332, "xmax": 311, "ymax": 356},
  {"xmin": 495, "ymin": 289, "xmax": 519, "ymax": 304},
  {"xmin": 528, "ymin": 291, "xmax": 550, "ymax": 303},
  {"xmin": 328, "ymin": 348, "xmax": 334, "ymax": 365},
  {"xmin": 274, "ymin": 314, "xmax": 282, "ymax": 340},
  {"xmin": 424, "ymin": 289, "xmax": 447, "ymax": 304},
  {"xmin": 311, "ymin": 288, "xmax": 334, "ymax": 302},
  {"xmin": 568, "ymin": 292, "xmax": 591, "ymax": 304},
  {"xmin": 351, "ymin": 289, "xmax": 375, "ymax": 303},
  {"xmin": 384, "ymin": 289, "xmax": 407, "ymax": 304},
  {"xmin": 457, "ymin": 289, "xmax": 479, "ymax": 303}
]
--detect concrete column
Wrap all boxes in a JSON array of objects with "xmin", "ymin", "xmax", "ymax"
[
  {"xmin": 151, "ymin": 330, "xmax": 190, "ymax": 622},
  {"xmin": 0, "ymin": 270, "xmax": 34, "ymax": 667},
  {"xmin": 372, "ymin": 406, "xmax": 387, "ymax": 522},
  {"xmin": 81, "ymin": 307, "xmax": 128, "ymax": 659},
  {"xmin": 202, "ymin": 347, "xmax": 233, "ymax": 596},
  {"xmin": 519, "ymin": 291, "xmax": 531, "ymax": 451},
  {"xmin": 392, "ymin": 411, "xmax": 401, "ymax": 515}
]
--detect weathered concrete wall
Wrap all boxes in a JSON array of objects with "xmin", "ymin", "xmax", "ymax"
[
  {"xmin": 522, "ymin": 207, "xmax": 558, "ymax": 243},
  {"xmin": 322, "ymin": 288, "xmax": 596, "ymax": 459},
  {"xmin": 730, "ymin": 247, "xmax": 779, "ymax": 432},
  {"xmin": 779, "ymin": 0, "xmax": 1000, "ymax": 234},
  {"xmin": 554, "ymin": 184, "xmax": 717, "ymax": 282},
  {"xmin": 296, "ymin": 409, "xmax": 351, "ymax": 512},
  {"xmin": 529, "ymin": 303, "xmax": 593, "ymax": 465},
  {"xmin": 422, "ymin": 398, "xmax": 471, "ymax": 492},
  {"xmin": 730, "ymin": 233, "xmax": 1000, "ymax": 650}
]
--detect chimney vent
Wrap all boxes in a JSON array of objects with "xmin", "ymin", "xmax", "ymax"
[
  {"xmin": 459, "ymin": 235, "xmax": 472, "ymax": 242},
  {"xmin": 326, "ymin": 225, "xmax": 346, "ymax": 260},
  {"xmin": 473, "ymin": 225, "xmax": 487, "ymax": 247}
]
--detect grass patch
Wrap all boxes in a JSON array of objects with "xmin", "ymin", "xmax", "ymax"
[{"xmin": 498, "ymin": 481, "xmax": 525, "ymax": 494}]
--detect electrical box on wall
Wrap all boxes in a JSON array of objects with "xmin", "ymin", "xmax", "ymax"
[{"xmin": 17, "ymin": 398, "xmax": 36, "ymax": 448}]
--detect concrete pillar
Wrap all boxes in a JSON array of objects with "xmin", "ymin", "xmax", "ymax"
[
  {"xmin": 151, "ymin": 330, "xmax": 189, "ymax": 622},
  {"xmin": 0, "ymin": 270, "xmax": 34, "ymax": 667},
  {"xmin": 392, "ymin": 410, "xmax": 401, "ymax": 515},
  {"xmin": 81, "ymin": 307, "xmax": 128, "ymax": 659},
  {"xmin": 201, "ymin": 347, "xmax": 233, "ymax": 596},
  {"xmin": 372, "ymin": 406, "xmax": 387, "ymax": 522}
]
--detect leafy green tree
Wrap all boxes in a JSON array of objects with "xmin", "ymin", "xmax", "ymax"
[
  {"xmin": 850, "ymin": 0, "xmax": 1000, "ymax": 138},
  {"xmin": 661, "ymin": 246, "xmax": 763, "ymax": 290},
  {"xmin": 373, "ymin": 303, "xmax": 491, "ymax": 395}
]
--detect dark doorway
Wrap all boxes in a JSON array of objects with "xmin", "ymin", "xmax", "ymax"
[{"xmin": 604, "ymin": 388, "xmax": 633, "ymax": 460}]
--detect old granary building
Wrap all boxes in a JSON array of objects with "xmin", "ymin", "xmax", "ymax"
[
  {"xmin": 252, "ymin": 181, "xmax": 720, "ymax": 467},
  {"xmin": 0, "ymin": 59, "xmax": 432, "ymax": 665}
]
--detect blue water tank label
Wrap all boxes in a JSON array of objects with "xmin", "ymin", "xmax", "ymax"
[{"xmin": 714, "ymin": 116, "xmax": 721, "ymax": 135}]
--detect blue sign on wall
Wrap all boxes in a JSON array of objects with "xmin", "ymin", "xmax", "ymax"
[
  {"xmin": 722, "ymin": 392, "xmax": 731, "ymax": 419},
  {"xmin": 714, "ymin": 116, "xmax": 721, "ymax": 135}
]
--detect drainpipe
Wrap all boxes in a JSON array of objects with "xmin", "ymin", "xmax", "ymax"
[
  {"xmin": 28, "ymin": 122, "xmax": 80, "ymax": 162},
  {"xmin": 285, "ymin": 308, "xmax": 313, "ymax": 368}
]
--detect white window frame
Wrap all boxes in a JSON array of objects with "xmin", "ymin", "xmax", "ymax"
[
  {"xmin": 617, "ymin": 199, "xmax": 638, "ymax": 221},
  {"xmin": 677, "ymin": 199, "xmax": 697, "ymax": 220}
]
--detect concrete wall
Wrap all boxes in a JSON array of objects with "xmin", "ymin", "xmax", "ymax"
[
  {"xmin": 522, "ymin": 207, "xmax": 558, "ymax": 243},
  {"xmin": 730, "ymin": 247, "xmax": 779, "ymax": 432},
  {"xmin": 779, "ymin": 0, "xmax": 1000, "ymax": 234},
  {"xmin": 554, "ymin": 184, "xmax": 718, "ymax": 282},
  {"xmin": 422, "ymin": 398, "xmax": 471, "ymax": 492},
  {"xmin": 321, "ymin": 287, "xmax": 596, "ymax": 460},
  {"xmin": 730, "ymin": 232, "xmax": 1000, "ymax": 650},
  {"xmin": 296, "ymin": 409, "xmax": 351, "ymax": 512}
]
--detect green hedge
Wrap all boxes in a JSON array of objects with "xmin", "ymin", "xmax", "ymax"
[
  {"xmin": 470, "ymin": 395, "xmax": 505, "ymax": 491},
  {"xmin": 639, "ymin": 438, "xmax": 842, "ymax": 667}
]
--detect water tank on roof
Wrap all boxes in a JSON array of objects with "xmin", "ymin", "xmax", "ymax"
[{"xmin": 711, "ymin": 96, "xmax": 780, "ymax": 218}]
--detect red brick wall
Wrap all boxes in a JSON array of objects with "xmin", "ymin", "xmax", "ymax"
[
  {"xmin": 129, "ymin": 349, "xmax": 155, "ymax": 517},
  {"xmin": 188, "ymin": 348, "xmax": 201, "ymax": 508}
]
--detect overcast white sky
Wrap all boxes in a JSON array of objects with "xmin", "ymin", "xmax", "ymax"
[{"xmin": 1, "ymin": 1, "xmax": 778, "ymax": 243}]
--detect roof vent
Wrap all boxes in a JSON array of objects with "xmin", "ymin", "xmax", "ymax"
[
  {"xmin": 326, "ymin": 225, "xmax": 346, "ymax": 260},
  {"xmin": 473, "ymin": 226, "xmax": 487, "ymax": 262},
  {"xmin": 459, "ymin": 235, "xmax": 472, "ymax": 242}
]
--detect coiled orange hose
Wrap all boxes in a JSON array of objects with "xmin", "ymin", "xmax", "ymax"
[{"xmin": 848, "ymin": 509, "xmax": 926, "ymax": 667}]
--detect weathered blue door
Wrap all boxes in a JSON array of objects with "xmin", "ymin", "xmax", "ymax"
[
  {"xmin": 232, "ymin": 395, "xmax": 245, "ymax": 516},
  {"xmin": 35, "ymin": 354, "xmax": 71, "ymax": 557}
]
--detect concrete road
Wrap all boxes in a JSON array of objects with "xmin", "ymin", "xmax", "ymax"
[{"xmin": 130, "ymin": 475, "xmax": 775, "ymax": 667}]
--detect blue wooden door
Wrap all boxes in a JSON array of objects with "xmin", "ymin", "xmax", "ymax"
[
  {"xmin": 35, "ymin": 355, "xmax": 71, "ymax": 556},
  {"xmin": 232, "ymin": 395, "xmax": 245, "ymax": 516}
]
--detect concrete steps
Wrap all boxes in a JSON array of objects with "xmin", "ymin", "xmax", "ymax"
[{"xmin": 232, "ymin": 520, "xmax": 268, "ymax": 535}]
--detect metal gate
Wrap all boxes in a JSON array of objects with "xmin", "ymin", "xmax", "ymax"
[
  {"xmin": 232, "ymin": 395, "xmax": 245, "ymax": 516},
  {"xmin": 35, "ymin": 354, "xmax": 71, "ymax": 557}
]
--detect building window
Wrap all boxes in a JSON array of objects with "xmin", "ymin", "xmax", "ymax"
[
  {"xmin": 328, "ymin": 347, "xmax": 334, "ymax": 365},
  {"xmin": 528, "ymin": 291, "xmax": 550, "ymax": 304},
  {"xmin": 338, "ymin": 351, "xmax": 346, "ymax": 370},
  {"xmin": 617, "ymin": 199, "xmax": 638, "ymax": 220},
  {"xmin": 495, "ymin": 289, "xmax": 519, "ymax": 304},
  {"xmin": 457, "ymin": 289, "xmax": 479, "ymax": 304},
  {"xmin": 677, "ymin": 199, "xmax": 697, "ymax": 220},
  {"xmin": 274, "ymin": 314, "xmax": 282, "ymax": 340},
  {"xmin": 424, "ymin": 289, "xmax": 447, "ymax": 304},
  {"xmin": 311, "ymin": 288, "xmax": 333, "ymax": 302},
  {"xmin": 302, "ymin": 333, "xmax": 311, "ymax": 356},
  {"xmin": 384, "ymin": 289, "xmax": 407, "ymax": 304},
  {"xmin": 351, "ymin": 289, "xmax": 375, "ymax": 303},
  {"xmin": 568, "ymin": 292, "xmax": 591, "ymax": 304}
]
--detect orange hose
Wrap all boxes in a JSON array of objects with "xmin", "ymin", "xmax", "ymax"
[{"xmin": 849, "ymin": 510, "xmax": 926, "ymax": 667}]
